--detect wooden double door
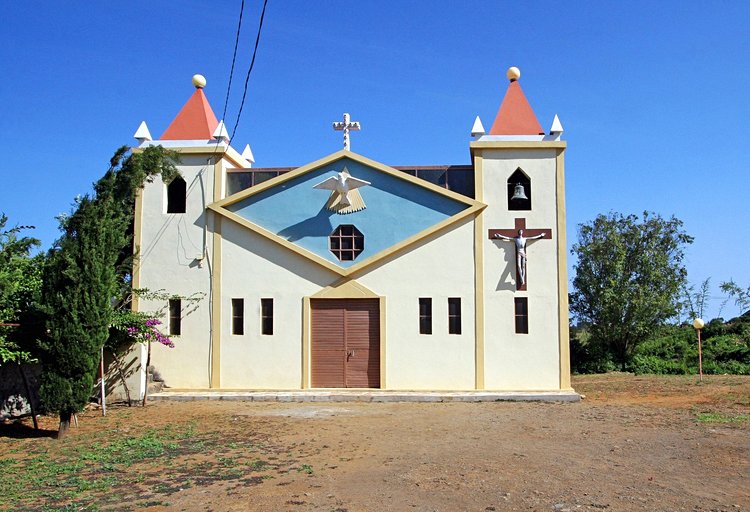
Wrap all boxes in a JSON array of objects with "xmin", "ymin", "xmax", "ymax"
[{"xmin": 310, "ymin": 299, "xmax": 380, "ymax": 388}]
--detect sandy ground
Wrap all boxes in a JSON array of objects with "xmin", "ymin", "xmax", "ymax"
[{"xmin": 2, "ymin": 374, "xmax": 749, "ymax": 512}]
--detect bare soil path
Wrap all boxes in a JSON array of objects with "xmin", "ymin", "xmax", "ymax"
[{"xmin": 1, "ymin": 374, "xmax": 748, "ymax": 511}]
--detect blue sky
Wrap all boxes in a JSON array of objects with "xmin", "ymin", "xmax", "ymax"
[{"xmin": 2, "ymin": 1, "xmax": 748, "ymax": 320}]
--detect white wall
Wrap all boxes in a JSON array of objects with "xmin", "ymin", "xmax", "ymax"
[
  {"xmin": 138, "ymin": 155, "xmax": 216, "ymax": 389},
  {"xmin": 357, "ymin": 218, "xmax": 477, "ymax": 390},
  {"xmin": 219, "ymin": 220, "xmax": 337, "ymax": 389},
  {"xmin": 480, "ymin": 148, "xmax": 562, "ymax": 390}
]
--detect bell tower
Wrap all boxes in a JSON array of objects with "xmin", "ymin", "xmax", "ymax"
[
  {"xmin": 471, "ymin": 67, "xmax": 571, "ymax": 391},
  {"xmin": 131, "ymin": 75, "xmax": 252, "ymax": 393}
]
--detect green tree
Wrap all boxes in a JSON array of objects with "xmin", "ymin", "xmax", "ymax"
[
  {"xmin": 680, "ymin": 277, "xmax": 712, "ymax": 322},
  {"xmin": 0, "ymin": 214, "xmax": 41, "ymax": 364},
  {"xmin": 38, "ymin": 194, "xmax": 125, "ymax": 437},
  {"xmin": 720, "ymin": 280, "xmax": 750, "ymax": 317},
  {"xmin": 570, "ymin": 211, "xmax": 693, "ymax": 370},
  {"xmin": 36, "ymin": 146, "xmax": 177, "ymax": 438}
]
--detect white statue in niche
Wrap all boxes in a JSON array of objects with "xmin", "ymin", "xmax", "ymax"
[{"xmin": 313, "ymin": 167, "xmax": 371, "ymax": 214}]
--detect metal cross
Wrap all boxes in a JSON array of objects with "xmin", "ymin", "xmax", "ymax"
[{"xmin": 332, "ymin": 112, "xmax": 361, "ymax": 151}]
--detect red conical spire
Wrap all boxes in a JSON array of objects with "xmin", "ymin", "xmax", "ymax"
[
  {"xmin": 160, "ymin": 75, "xmax": 220, "ymax": 140},
  {"xmin": 489, "ymin": 67, "xmax": 544, "ymax": 136}
]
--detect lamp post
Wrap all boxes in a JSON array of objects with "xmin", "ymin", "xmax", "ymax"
[{"xmin": 692, "ymin": 318, "xmax": 705, "ymax": 382}]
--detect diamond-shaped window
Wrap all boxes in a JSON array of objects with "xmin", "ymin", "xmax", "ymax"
[{"xmin": 330, "ymin": 225, "xmax": 364, "ymax": 261}]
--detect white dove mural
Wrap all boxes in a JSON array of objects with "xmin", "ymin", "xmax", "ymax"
[{"xmin": 313, "ymin": 167, "xmax": 371, "ymax": 214}]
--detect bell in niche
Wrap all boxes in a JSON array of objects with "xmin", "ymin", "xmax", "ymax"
[{"xmin": 511, "ymin": 183, "xmax": 528, "ymax": 201}]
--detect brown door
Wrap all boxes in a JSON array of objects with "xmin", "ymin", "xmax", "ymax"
[{"xmin": 311, "ymin": 299, "xmax": 380, "ymax": 388}]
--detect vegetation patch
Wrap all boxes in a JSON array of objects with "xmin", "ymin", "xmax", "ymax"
[
  {"xmin": 695, "ymin": 411, "xmax": 749, "ymax": 424},
  {"xmin": 0, "ymin": 418, "xmax": 303, "ymax": 511}
]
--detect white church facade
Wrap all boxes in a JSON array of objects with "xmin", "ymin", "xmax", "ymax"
[{"xmin": 126, "ymin": 67, "xmax": 573, "ymax": 396}]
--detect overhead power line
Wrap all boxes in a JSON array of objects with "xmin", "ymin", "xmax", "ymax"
[
  {"xmin": 220, "ymin": 0, "xmax": 246, "ymax": 126},
  {"xmin": 229, "ymin": 0, "xmax": 269, "ymax": 143}
]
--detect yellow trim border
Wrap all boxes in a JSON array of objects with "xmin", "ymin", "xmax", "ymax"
[
  {"xmin": 555, "ymin": 151, "xmax": 572, "ymax": 390},
  {"xmin": 132, "ymin": 143, "xmax": 249, "ymax": 169},
  {"xmin": 473, "ymin": 154, "xmax": 485, "ymax": 390},
  {"xmin": 209, "ymin": 215, "xmax": 222, "ymax": 388},
  {"xmin": 208, "ymin": 150, "xmax": 486, "ymax": 278},
  {"xmin": 132, "ymin": 189, "xmax": 144, "ymax": 312}
]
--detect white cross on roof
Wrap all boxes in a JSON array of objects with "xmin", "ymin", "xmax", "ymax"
[{"xmin": 332, "ymin": 112, "xmax": 361, "ymax": 151}]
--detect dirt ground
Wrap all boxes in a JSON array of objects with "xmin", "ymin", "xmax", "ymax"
[{"xmin": 2, "ymin": 374, "xmax": 749, "ymax": 512}]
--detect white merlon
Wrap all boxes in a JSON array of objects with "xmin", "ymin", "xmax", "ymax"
[
  {"xmin": 471, "ymin": 116, "xmax": 486, "ymax": 137},
  {"xmin": 213, "ymin": 120, "xmax": 229, "ymax": 142},
  {"xmin": 241, "ymin": 144, "xmax": 255, "ymax": 167},
  {"xmin": 134, "ymin": 121, "xmax": 152, "ymax": 142},
  {"xmin": 550, "ymin": 114, "xmax": 563, "ymax": 134}
]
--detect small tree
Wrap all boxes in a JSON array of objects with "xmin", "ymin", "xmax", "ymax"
[
  {"xmin": 38, "ymin": 194, "xmax": 125, "ymax": 437},
  {"xmin": 720, "ymin": 280, "xmax": 750, "ymax": 317},
  {"xmin": 570, "ymin": 211, "xmax": 693, "ymax": 370},
  {"xmin": 37, "ymin": 146, "xmax": 177, "ymax": 438},
  {"xmin": 681, "ymin": 278, "xmax": 712, "ymax": 321},
  {"xmin": 0, "ymin": 214, "xmax": 41, "ymax": 364}
]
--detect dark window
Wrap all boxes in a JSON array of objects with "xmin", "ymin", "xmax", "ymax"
[
  {"xmin": 394, "ymin": 166, "xmax": 475, "ymax": 199},
  {"xmin": 448, "ymin": 298, "xmax": 462, "ymax": 335},
  {"xmin": 415, "ymin": 168, "xmax": 447, "ymax": 187},
  {"xmin": 514, "ymin": 298, "xmax": 529, "ymax": 334},
  {"xmin": 507, "ymin": 168, "xmax": 531, "ymax": 211},
  {"xmin": 261, "ymin": 298, "xmax": 273, "ymax": 335},
  {"xmin": 226, "ymin": 172, "xmax": 253, "ymax": 196},
  {"xmin": 330, "ymin": 225, "xmax": 364, "ymax": 261},
  {"xmin": 169, "ymin": 298, "xmax": 181, "ymax": 336},
  {"xmin": 166, "ymin": 176, "xmax": 187, "ymax": 213},
  {"xmin": 231, "ymin": 298, "xmax": 244, "ymax": 335},
  {"xmin": 226, "ymin": 170, "xmax": 285, "ymax": 195},
  {"xmin": 419, "ymin": 298, "xmax": 432, "ymax": 335}
]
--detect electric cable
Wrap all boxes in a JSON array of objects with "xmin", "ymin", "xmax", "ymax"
[
  {"xmin": 229, "ymin": 0, "xmax": 269, "ymax": 143},
  {"xmin": 220, "ymin": 0, "xmax": 245, "ymax": 126}
]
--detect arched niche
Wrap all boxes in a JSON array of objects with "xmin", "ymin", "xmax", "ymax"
[
  {"xmin": 166, "ymin": 176, "xmax": 187, "ymax": 213},
  {"xmin": 507, "ymin": 168, "xmax": 531, "ymax": 211}
]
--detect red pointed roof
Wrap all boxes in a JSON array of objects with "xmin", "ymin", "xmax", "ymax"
[
  {"xmin": 489, "ymin": 80, "xmax": 544, "ymax": 136},
  {"xmin": 160, "ymin": 88, "xmax": 220, "ymax": 140}
]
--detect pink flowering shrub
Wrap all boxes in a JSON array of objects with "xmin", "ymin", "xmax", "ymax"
[
  {"xmin": 110, "ymin": 311, "xmax": 174, "ymax": 348},
  {"xmin": 125, "ymin": 317, "xmax": 174, "ymax": 348}
]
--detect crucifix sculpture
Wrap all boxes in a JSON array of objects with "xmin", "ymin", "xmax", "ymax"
[
  {"xmin": 489, "ymin": 218, "xmax": 552, "ymax": 291},
  {"xmin": 332, "ymin": 112, "xmax": 361, "ymax": 151}
]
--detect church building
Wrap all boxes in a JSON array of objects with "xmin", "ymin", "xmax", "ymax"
[{"xmin": 125, "ymin": 67, "xmax": 573, "ymax": 397}]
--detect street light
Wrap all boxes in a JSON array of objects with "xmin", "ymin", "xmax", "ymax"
[{"xmin": 692, "ymin": 318, "xmax": 705, "ymax": 382}]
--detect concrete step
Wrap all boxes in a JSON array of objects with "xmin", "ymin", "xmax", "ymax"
[
  {"xmin": 147, "ymin": 381, "xmax": 163, "ymax": 394},
  {"xmin": 148, "ymin": 389, "xmax": 581, "ymax": 403}
]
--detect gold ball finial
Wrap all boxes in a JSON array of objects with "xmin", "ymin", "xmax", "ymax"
[
  {"xmin": 192, "ymin": 74, "xmax": 207, "ymax": 89},
  {"xmin": 507, "ymin": 66, "xmax": 521, "ymax": 82}
]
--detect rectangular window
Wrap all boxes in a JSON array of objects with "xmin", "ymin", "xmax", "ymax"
[
  {"xmin": 514, "ymin": 297, "xmax": 529, "ymax": 334},
  {"xmin": 419, "ymin": 298, "xmax": 432, "ymax": 335},
  {"xmin": 231, "ymin": 298, "xmax": 244, "ymax": 335},
  {"xmin": 261, "ymin": 298, "xmax": 273, "ymax": 335},
  {"xmin": 168, "ymin": 298, "xmax": 181, "ymax": 336},
  {"xmin": 448, "ymin": 298, "xmax": 462, "ymax": 334}
]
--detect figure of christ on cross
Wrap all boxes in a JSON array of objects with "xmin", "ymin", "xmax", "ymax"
[{"xmin": 488, "ymin": 218, "xmax": 552, "ymax": 291}]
